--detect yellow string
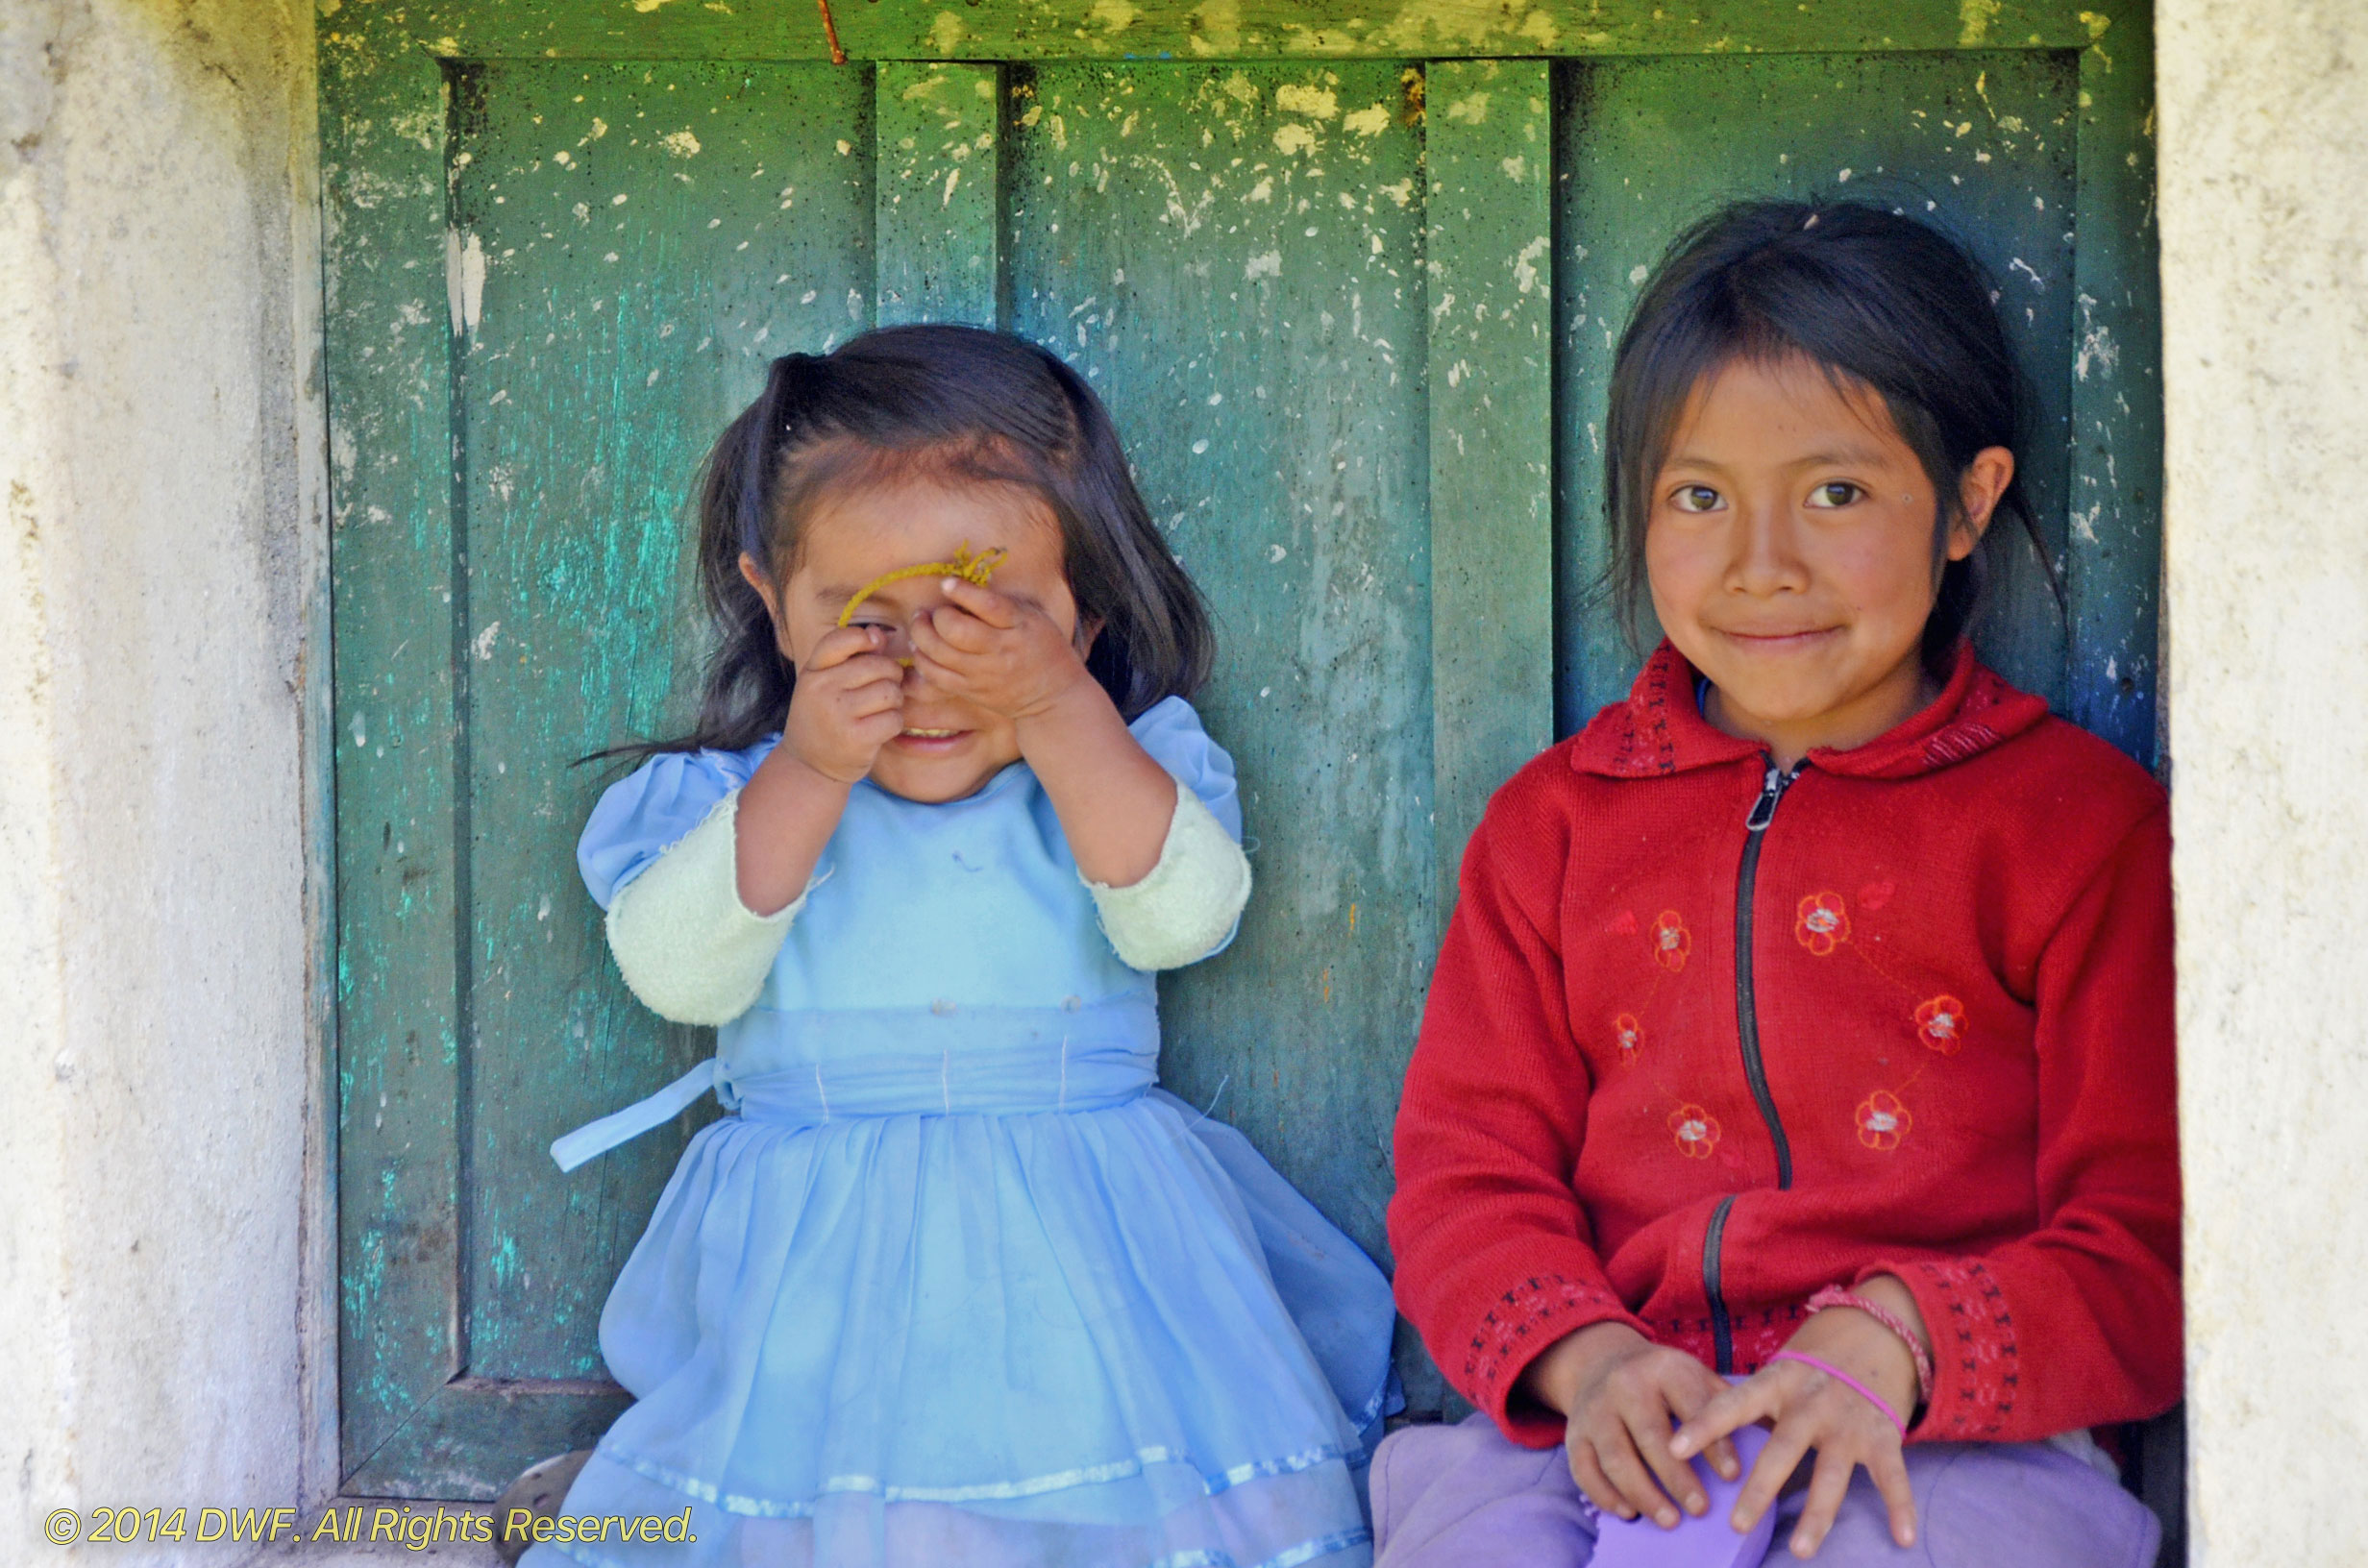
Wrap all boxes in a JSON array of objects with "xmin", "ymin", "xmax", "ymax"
[{"xmin": 835, "ymin": 543, "xmax": 1008, "ymax": 627}]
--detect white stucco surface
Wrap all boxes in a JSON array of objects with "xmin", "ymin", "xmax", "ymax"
[
  {"xmin": 2158, "ymin": 0, "xmax": 2368, "ymax": 1561},
  {"xmin": 0, "ymin": 1, "xmax": 330, "ymax": 1562}
]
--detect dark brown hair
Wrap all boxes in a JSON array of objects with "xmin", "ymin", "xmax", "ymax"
[
  {"xmin": 633, "ymin": 325, "xmax": 1213, "ymax": 757},
  {"xmin": 1604, "ymin": 199, "xmax": 2053, "ymax": 673}
]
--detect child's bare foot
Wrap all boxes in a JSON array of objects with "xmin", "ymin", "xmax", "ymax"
[{"xmin": 492, "ymin": 1450, "xmax": 593, "ymax": 1564}]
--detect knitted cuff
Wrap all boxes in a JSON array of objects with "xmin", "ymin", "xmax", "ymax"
[
  {"xmin": 1084, "ymin": 782, "xmax": 1252, "ymax": 972},
  {"xmin": 605, "ymin": 790, "xmax": 803, "ymax": 1026}
]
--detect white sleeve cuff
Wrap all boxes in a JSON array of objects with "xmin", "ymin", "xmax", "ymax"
[
  {"xmin": 604, "ymin": 789, "xmax": 803, "ymax": 1025},
  {"xmin": 1085, "ymin": 783, "xmax": 1252, "ymax": 972}
]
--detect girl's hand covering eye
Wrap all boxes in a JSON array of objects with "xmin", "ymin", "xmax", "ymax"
[
  {"xmin": 908, "ymin": 577, "xmax": 1094, "ymax": 723},
  {"xmin": 1667, "ymin": 1309, "xmax": 1922, "ymax": 1558},
  {"xmin": 781, "ymin": 623, "xmax": 907, "ymax": 785}
]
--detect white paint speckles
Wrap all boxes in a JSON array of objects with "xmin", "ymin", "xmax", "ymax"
[
  {"xmin": 1275, "ymin": 86, "xmax": 1340, "ymax": 121},
  {"xmin": 1269, "ymin": 544, "xmax": 1288, "ymax": 563},
  {"xmin": 2010, "ymin": 257, "xmax": 2046, "ymax": 289},
  {"xmin": 1514, "ymin": 236, "xmax": 1548, "ymax": 296},
  {"xmin": 660, "ymin": 130, "xmax": 702, "ymax": 159},
  {"xmin": 472, "ymin": 621, "xmax": 502, "ymax": 662},
  {"xmin": 1246, "ymin": 251, "xmax": 1283, "ymax": 281},
  {"xmin": 444, "ymin": 230, "xmax": 485, "ymax": 336},
  {"xmin": 1273, "ymin": 124, "xmax": 1318, "ymax": 157},
  {"xmin": 1344, "ymin": 105, "xmax": 1391, "ymax": 137}
]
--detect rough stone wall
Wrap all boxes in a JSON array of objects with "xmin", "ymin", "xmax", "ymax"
[
  {"xmin": 0, "ymin": 0, "xmax": 330, "ymax": 1559},
  {"xmin": 2158, "ymin": 1, "xmax": 2368, "ymax": 1562}
]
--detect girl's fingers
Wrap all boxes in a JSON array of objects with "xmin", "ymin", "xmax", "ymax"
[
  {"xmin": 939, "ymin": 576, "xmax": 1019, "ymax": 627},
  {"xmin": 1786, "ymin": 1447, "xmax": 1858, "ymax": 1558},
  {"xmin": 1566, "ymin": 1440, "xmax": 1634, "ymax": 1523},
  {"xmin": 803, "ymin": 624, "xmax": 887, "ymax": 672},
  {"xmin": 1591, "ymin": 1425, "xmax": 1679, "ymax": 1528},
  {"xmin": 1660, "ymin": 1372, "xmax": 1742, "ymax": 1482},
  {"xmin": 1867, "ymin": 1444, "xmax": 1918, "ymax": 1549},
  {"xmin": 1670, "ymin": 1377, "xmax": 1768, "ymax": 1461},
  {"xmin": 909, "ymin": 606, "xmax": 995, "ymax": 662},
  {"xmin": 1622, "ymin": 1405, "xmax": 1709, "ymax": 1519},
  {"xmin": 1730, "ymin": 1424, "xmax": 1811, "ymax": 1533}
]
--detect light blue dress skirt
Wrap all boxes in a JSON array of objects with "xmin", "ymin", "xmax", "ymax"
[{"xmin": 524, "ymin": 700, "xmax": 1395, "ymax": 1568}]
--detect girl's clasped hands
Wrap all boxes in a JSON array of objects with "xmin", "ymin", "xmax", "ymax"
[{"xmin": 1531, "ymin": 1276, "xmax": 1930, "ymax": 1559}]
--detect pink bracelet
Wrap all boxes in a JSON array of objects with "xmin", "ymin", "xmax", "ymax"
[
  {"xmin": 1807, "ymin": 1285, "xmax": 1934, "ymax": 1406},
  {"xmin": 1768, "ymin": 1350, "xmax": 1908, "ymax": 1437}
]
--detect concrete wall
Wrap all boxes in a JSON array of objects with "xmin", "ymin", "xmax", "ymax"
[
  {"xmin": 0, "ymin": 1, "xmax": 332, "ymax": 1561},
  {"xmin": 2158, "ymin": 0, "xmax": 2368, "ymax": 1562}
]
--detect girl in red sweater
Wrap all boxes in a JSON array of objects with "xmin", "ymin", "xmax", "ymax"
[{"xmin": 1375, "ymin": 202, "xmax": 2177, "ymax": 1567}]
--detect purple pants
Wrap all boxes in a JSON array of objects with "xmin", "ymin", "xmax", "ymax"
[{"xmin": 1370, "ymin": 1414, "xmax": 2160, "ymax": 1568}]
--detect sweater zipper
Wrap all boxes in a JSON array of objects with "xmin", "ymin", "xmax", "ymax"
[{"xmin": 1704, "ymin": 758, "xmax": 1801, "ymax": 1374}]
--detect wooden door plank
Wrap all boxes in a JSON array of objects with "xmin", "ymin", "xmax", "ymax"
[
  {"xmin": 1554, "ymin": 51, "xmax": 2083, "ymax": 730},
  {"xmin": 344, "ymin": 1380, "xmax": 632, "ymax": 1502},
  {"xmin": 1005, "ymin": 61, "xmax": 1434, "ymax": 1268},
  {"xmin": 876, "ymin": 62, "xmax": 1003, "ymax": 327},
  {"xmin": 454, "ymin": 60, "xmax": 876, "ymax": 1413},
  {"xmin": 330, "ymin": 1, "xmax": 2108, "ymax": 64},
  {"xmin": 1424, "ymin": 60, "xmax": 1554, "ymax": 913},
  {"xmin": 2066, "ymin": 3, "xmax": 2163, "ymax": 767},
  {"xmin": 321, "ymin": 31, "xmax": 469, "ymax": 1479}
]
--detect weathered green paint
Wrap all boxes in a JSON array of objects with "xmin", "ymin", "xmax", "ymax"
[
  {"xmin": 329, "ymin": 46, "xmax": 874, "ymax": 1494},
  {"xmin": 1004, "ymin": 61, "xmax": 1437, "ymax": 1285},
  {"xmin": 322, "ymin": 31, "xmax": 467, "ymax": 1482},
  {"xmin": 876, "ymin": 62, "xmax": 1003, "ymax": 326},
  {"xmin": 321, "ymin": 0, "xmax": 2110, "ymax": 63},
  {"xmin": 325, "ymin": 0, "xmax": 2167, "ymax": 1497},
  {"xmin": 451, "ymin": 61, "xmax": 874, "ymax": 1415},
  {"xmin": 1554, "ymin": 47, "xmax": 2084, "ymax": 727},
  {"xmin": 2067, "ymin": 9, "xmax": 2162, "ymax": 767},
  {"xmin": 1424, "ymin": 60, "xmax": 1554, "ymax": 914}
]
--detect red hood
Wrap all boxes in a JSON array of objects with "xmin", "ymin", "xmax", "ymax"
[{"xmin": 1570, "ymin": 639, "xmax": 2054, "ymax": 781}]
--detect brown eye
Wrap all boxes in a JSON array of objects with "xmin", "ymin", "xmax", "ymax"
[
  {"xmin": 1670, "ymin": 484, "xmax": 1722, "ymax": 514},
  {"xmin": 1806, "ymin": 481, "xmax": 1863, "ymax": 508}
]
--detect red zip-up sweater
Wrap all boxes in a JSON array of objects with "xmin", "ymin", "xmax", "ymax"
[{"xmin": 1389, "ymin": 642, "xmax": 2180, "ymax": 1448}]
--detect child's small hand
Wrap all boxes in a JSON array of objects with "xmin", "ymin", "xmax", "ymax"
[
  {"xmin": 1667, "ymin": 1306, "xmax": 1922, "ymax": 1558},
  {"xmin": 783, "ymin": 624, "xmax": 906, "ymax": 784},
  {"xmin": 908, "ymin": 577, "xmax": 1095, "ymax": 724},
  {"xmin": 1527, "ymin": 1321, "xmax": 1741, "ymax": 1530}
]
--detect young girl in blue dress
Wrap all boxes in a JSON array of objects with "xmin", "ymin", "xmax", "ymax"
[{"xmin": 523, "ymin": 326, "xmax": 1395, "ymax": 1568}]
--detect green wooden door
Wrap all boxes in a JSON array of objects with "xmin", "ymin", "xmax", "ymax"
[{"xmin": 323, "ymin": 0, "xmax": 2158, "ymax": 1499}]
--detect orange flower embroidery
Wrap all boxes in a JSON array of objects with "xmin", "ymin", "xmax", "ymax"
[
  {"xmin": 1914, "ymin": 995, "xmax": 1967, "ymax": 1055},
  {"xmin": 1651, "ymin": 911, "xmax": 1691, "ymax": 972},
  {"xmin": 1794, "ymin": 892, "xmax": 1850, "ymax": 956},
  {"xmin": 1669, "ymin": 1104, "xmax": 1720, "ymax": 1159},
  {"xmin": 1856, "ymin": 1090, "xmax": 1912, "ymax": 1152},
  {"xmin": 1613, "ymin": 1014, "xmax": 1643, "ymax": 1066}
]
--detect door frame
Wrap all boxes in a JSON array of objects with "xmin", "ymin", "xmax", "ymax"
[{"xmin": 318, "ymin": 0, "xmax": 2158, "ymax": 1498}]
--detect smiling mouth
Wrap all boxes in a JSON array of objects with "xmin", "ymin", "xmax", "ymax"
[{"xmin": 899, "ymin": 727, "xmax": 964, "ymax": 739}]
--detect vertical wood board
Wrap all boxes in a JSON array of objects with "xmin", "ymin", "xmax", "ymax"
[
  {"xmin": 2068, "ymin": 10, "xmax": 2162, "ymax": 768},
  {"xmin": 452, "ymin": 61, "xmax": 876, "ymax": 1397},
  {"xmin": 876, "ymin": 62, "xmax": 1003, "ymax": 327},
  {"xmin": 1424, "ymin": 60, "xmax": 1555, "ymax": 912},
  {"xmin": 322, "ymin": 32, "xmax": 468, "ymax": 1478},
  {"xmin": 1006, "ymin": 62, "xmax": 1434, "ymax": 1264}
]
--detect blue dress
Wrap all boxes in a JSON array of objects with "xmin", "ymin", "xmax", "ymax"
[{"xmin": 525, "ymin": 698, "xmax": 1396, "ymax": 1568}]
